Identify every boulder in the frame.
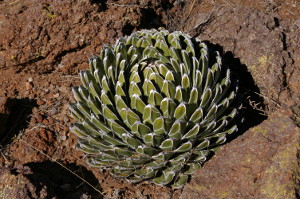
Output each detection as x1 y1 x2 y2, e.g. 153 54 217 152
181 110 300 199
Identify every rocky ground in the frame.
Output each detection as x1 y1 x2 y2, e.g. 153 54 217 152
0 0 299 198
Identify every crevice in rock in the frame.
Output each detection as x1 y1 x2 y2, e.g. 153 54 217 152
273 17 280 28
16 42 89 74
89 0 108 11
138 8 165 29
281 60 288 89
122 22 135 36
279 31 294 95
290 105 300 127
160 0 174 10
293 149 300 197
15 56 45 73
189 5 220 37
52 43 89 66
281 32 287 50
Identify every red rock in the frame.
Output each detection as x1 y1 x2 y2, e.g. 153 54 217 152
42 119 49 125
36 98 45 106
47 118 54 125
36 114 43 123
45 99 52 105
47 130 54 142
40 128 47 141
181 110 300 199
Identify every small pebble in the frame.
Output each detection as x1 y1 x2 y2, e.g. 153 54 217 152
59 86 68 93
42 119 49 125
36 114 43 123
60 135 67 141
63 116 69 123
25 82 33 90
47 130 53 142
28 94 35 99
44 89 50 94
37 99 45 106
40 129 47 140
53 93 60 98
55 125 61 132
48 108 58 115
63 126 69 132
46 99 52 105
48 118 54 125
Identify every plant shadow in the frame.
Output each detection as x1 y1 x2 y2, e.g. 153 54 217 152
12 161 102 199
0 97 37 146
205 41 268 142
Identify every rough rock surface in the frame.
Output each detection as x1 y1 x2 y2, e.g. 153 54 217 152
181 109 300 198
0 0 167 74
182 1 300 111
0 0 299 198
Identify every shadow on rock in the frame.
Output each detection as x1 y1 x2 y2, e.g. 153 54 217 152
0 97 37 146
12 161 102 199
205 42 268 141
89 0 108 11
138 8 165 30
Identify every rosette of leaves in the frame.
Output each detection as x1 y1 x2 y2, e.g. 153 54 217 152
70 29 239 188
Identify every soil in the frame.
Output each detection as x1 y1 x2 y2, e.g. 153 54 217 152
0 0 299 198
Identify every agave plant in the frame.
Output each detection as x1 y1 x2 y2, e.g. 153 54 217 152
70 29 239 188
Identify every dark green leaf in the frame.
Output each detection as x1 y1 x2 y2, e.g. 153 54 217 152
182 124 199 139
168 121 182 139
153 117 165 135
174 141 192 152
189 107 203 123
174 103 186 120
159 139 174 151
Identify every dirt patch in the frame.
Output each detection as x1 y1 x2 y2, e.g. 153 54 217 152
0 0 299 198
0 0 168 74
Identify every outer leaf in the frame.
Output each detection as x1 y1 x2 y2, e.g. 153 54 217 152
200 88 212 108
189 107 203 123
182 124 200 140
172 174 188 189
174 141 193 152
160 98 176 118
159 139 174 151
174 103 186 120
181 74 190 89
168 121 182 139
153 117 165 135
